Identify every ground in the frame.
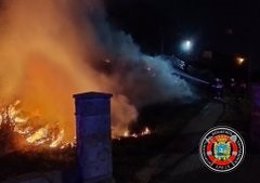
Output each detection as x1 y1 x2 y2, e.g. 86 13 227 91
113 96 254 183
0 96 254 183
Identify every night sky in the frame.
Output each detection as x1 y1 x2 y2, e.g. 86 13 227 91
105 0 259 74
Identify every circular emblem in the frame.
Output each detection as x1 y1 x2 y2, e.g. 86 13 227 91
199 126 245 172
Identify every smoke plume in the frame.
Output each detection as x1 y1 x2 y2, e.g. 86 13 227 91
0 0 194 139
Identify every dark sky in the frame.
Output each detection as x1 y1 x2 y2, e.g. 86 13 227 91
105 0 259 72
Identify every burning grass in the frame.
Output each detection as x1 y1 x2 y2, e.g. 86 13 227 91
0 100 152 156
0 100 76 155
121 127 151 139
0 100 152 181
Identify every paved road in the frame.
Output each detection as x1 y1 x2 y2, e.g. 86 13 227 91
135 101 225 183
136 99 258 183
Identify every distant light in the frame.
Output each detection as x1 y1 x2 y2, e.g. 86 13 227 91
181 40 193 52
146 67 152 72
104 59 111 63
236 57 245 65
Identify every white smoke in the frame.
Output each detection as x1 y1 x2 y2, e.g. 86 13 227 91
90 11 195 107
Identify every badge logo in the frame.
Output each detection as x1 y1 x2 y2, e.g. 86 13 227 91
199 126 245 172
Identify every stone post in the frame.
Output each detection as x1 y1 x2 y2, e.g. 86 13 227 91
73 92 113 183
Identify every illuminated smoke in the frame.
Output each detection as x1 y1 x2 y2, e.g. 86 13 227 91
91 5 194 107
0 0 194 140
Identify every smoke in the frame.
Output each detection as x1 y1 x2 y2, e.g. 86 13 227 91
83 1 195 135
0 0 194 139
91 7 194 106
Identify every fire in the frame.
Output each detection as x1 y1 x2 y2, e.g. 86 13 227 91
141 127 151 136
0 0 193 150
0 99 151 154
0 0 138 143
0 100 70 151
120 127 152 139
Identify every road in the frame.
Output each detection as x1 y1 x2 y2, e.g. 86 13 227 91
135 99 258 183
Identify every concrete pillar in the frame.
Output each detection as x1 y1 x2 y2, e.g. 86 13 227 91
73 92 113 183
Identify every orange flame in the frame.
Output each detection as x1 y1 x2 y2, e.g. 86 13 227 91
0 100 70 151
119 127 152 140
0 0 138 144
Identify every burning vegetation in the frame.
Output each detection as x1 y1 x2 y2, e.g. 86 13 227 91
122 127 151 139
0 99 151 154
0 0 193 154
0 100 76 154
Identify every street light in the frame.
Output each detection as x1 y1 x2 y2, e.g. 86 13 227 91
181 40 193 52
179 39 194 64
236 56 245 66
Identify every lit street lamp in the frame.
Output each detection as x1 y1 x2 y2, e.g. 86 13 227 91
181 40 193 52
179 39 194 65
236 56 246 66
